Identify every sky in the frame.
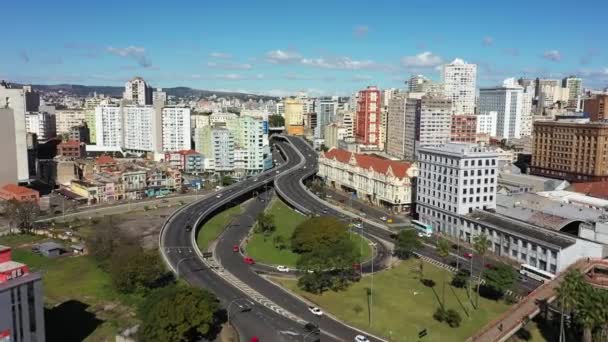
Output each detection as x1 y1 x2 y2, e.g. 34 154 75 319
2 0 608 96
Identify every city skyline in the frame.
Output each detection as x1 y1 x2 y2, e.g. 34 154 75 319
3 0 608 96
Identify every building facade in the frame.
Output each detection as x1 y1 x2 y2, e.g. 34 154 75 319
530 120 608 182
161 107 191 152
0 245 46 342
57 141 85 158
122 105 157 152
355 86 381 147
124 77 152 105
441 59 477 115
0 184 39 203
478 78 524 140
284 97 303 135
475 111 498 138
56 109 85 134
25 112 56 141
450 115 477 143
584 94 608 121
319 148 417 212
94 105 122 148
212 128 235 172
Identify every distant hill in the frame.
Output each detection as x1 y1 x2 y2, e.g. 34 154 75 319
28 83 278 101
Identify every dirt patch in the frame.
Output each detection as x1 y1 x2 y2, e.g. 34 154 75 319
113 205 183 249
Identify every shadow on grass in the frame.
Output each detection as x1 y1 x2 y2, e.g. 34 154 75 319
448 285 469 317
420 279 444 309
478 284 504 301
45 300 103 342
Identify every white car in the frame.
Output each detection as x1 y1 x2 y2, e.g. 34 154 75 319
216 194 222 198
308 306 323 316
354 223 363 229
380 216 387 221
355 335 370 342
276 265 290 272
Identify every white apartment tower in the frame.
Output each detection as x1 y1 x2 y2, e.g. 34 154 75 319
25 111 56 141
95 105 123 148
475 111 498 137
478 78 524 140
122 105 158 152
153 88 167 106
441 59 477 115
123 77 152 105
162 107 191 152
212 127 235 172
416 143 499 236
56 109 86 134
405 95 452 160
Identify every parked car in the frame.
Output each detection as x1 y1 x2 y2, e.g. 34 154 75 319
463 252 474 259
186 225 192 232
216 194 222 198
308 306 323 316
276 265 290 272
233 245 239 252
243 257 255 265
380 216 387 221
304 322 319 332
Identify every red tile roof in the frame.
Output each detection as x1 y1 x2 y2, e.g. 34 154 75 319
322 148 412 179
1 184 38 196
570 181 608 200
96 155 116 165
178 149 200 156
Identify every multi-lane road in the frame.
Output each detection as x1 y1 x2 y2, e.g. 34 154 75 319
160 135 541 342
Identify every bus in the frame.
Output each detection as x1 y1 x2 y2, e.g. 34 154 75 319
519 264 555 283
412 220 433 238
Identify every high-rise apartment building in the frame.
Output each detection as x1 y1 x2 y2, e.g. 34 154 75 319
407 75 430 92
227 116 271 174
583 94 608 121
478 78 524 140
531 119 608 182
122 105 158 152
94 105 122 148
411 95 453 158
451 115 477 143
123 77 152 105
519 85 534 137
355 86 381 147
212 127 235 172
535 79 567 113
152 88 167 106
0 245 46 342
386 92 424 159
0 83 36 183
25 111 56 141
562 76 582 110
56 109 85 134
441 59 477 115
316 97 338 138
475 111 498 137
284 97 304 135
161 107 191 152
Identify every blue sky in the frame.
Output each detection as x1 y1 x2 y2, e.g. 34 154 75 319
2 0 608 96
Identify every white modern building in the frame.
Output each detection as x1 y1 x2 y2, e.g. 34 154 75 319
124 77 152 105
478 78 524 140
519 86 534 137
152 88 167 106
441 59 477 115
25 111 56 141
212 127 235 172
122 105 158 152
162 107 191 152
475 111 498 137
94 105 123 148
319 148 417 212
316 97 338 138
226 116 271 174
56 109 86 134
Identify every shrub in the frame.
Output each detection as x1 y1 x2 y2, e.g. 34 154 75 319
451 269 470 288
445 309 462 328
433 307 446 322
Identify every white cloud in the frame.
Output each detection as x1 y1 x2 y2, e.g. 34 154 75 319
401 52 443 68
300 56 388 70
213 73 264 80
354 25 369 38
209 52 232 59
542 50 561 62
265 49 302 64
482 36 494 46
106 46 152 67
206 62 253 70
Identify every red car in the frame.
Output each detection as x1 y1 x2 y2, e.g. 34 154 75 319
233 245 239 252
463 252 474 259
352 263 361 270
243 257 255 265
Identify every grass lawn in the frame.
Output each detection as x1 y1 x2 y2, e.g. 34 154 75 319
0 234 140 341
273 258 511 342
196 204 244 251
246 199 372 267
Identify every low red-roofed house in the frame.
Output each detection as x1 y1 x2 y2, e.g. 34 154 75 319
94 155 117 172
570 181 608 200
57 140 86 158
0 184 39 204
318 148 418 212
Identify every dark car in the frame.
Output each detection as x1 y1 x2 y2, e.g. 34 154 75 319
304 322 320 333
185 224 192 232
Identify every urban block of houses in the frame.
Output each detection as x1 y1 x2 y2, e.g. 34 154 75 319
0 184 40 204
318 148 417 212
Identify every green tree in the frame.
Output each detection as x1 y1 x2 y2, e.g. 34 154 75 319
483 264 517 298
291 217 349 253
556 270 586 342
393 229 422 259
268 114 285 127
451 269 470 289
87 223 135 269
272 235 287 250
108 246 167 294
472 233 491 308
437 239 450 308
445 309 462 328
138 285 220 342
255 212 275 234
2 199 39 233
221 176 235 186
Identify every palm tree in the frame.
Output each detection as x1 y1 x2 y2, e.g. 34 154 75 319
577 287 601 342
472 233 491 309
555 270 585 342
437 238 450 309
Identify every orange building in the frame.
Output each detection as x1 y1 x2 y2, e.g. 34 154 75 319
287 125 304 136
450 115 477 143
0 184 39 203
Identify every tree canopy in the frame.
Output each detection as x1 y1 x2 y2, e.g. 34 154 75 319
483 264 517 297
291 217 349 253
108 245 167 294
393 229 422 259
2 199 39 233
138 285 220 342
268 115 285 127
255 212 275 235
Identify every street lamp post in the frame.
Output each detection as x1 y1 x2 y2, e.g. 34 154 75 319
370 243 375 328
